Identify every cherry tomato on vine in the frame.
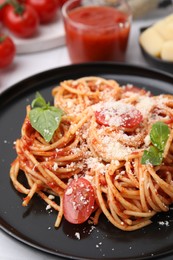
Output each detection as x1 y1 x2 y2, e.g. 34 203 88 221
25 0 60 24
59 0 68 7
0 34 16 68
63 178 95 224
0 8 2 21
0 0 8 21
3 3 39 38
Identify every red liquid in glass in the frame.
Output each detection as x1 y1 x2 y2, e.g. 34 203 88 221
64 6 131 63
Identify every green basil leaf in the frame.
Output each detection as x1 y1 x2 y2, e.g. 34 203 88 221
29 107 63 142
150 121 170 151
31 92 47 108
29 92 63 142
141 146 163 166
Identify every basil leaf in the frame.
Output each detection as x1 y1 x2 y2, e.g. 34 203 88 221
150 121 170 151
141 146 163 166
31 92 47 108
29 92 63 142
141 122 170 166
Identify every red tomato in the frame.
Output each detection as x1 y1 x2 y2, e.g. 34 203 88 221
63 177 95 224
95 108 143 129
0 0 8 21
26 0 59 24
95 110 109 127
0 34 16 68
59 0 68 7
121 109 143 128
3 4 39 38
123 85 150 96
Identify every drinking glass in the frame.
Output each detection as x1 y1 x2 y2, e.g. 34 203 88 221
62 0 132 63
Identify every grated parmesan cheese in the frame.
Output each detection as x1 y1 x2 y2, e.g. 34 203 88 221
144 135 151 147
48 195 55 200
65 187 73 195
46 205 51 210
52 163 58 171
158 220 170 226
75 232 81 240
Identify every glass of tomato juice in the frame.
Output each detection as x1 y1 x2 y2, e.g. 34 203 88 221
62 0 132 63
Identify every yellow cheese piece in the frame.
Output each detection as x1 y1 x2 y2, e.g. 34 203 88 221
139 27 164 57
162 14 173 24
161 41 173 61
153 14 173 30
154 19 173 41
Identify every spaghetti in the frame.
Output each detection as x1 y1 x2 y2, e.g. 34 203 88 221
10 76 173 231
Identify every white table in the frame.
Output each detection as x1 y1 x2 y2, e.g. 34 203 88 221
1 6 173 260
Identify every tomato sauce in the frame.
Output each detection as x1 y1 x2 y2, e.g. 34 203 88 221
64 6 131 63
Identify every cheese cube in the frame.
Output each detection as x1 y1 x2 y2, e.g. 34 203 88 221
139 27 164 57
161 40 173 61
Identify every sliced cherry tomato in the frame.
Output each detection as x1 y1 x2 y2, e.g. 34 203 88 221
95 110 110 127
63 177 95 224
122 85 152 96
26 0 59 24
0 34 16 68
3 3 39 38
121 109 143 128
124 85 145 94
95 107 143 129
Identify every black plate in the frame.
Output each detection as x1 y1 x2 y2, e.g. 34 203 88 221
139 27 173 74
1 63 173 260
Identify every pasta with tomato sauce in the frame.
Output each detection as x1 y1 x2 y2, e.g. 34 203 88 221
10 76 173 231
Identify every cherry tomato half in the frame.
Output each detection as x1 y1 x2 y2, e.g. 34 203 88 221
3 4 39 38
121 109 143 128
95 110 110 127
122 85 152 96
63 177 95 224
26 0 59 24
95 107 143 129
0 34 16 68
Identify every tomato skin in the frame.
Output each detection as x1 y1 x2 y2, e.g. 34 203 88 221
0 34 16 68
26 0 59 24
3 4 39 38
95 110 109 127
122 85 152 96
95 108 143 129
0 0 8 22
121 109 143 128
59 0 68 7
63 177 95 224
123 85 146 94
